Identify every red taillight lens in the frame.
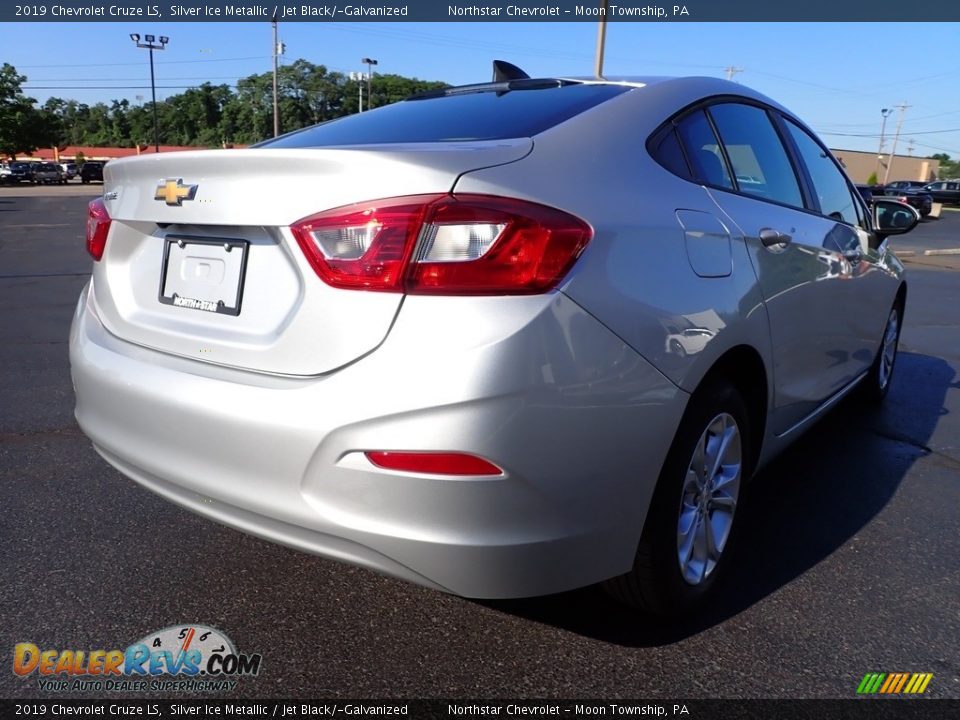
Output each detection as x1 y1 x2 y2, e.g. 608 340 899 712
86 197 111 261
365 451 503 476
290 194 592 295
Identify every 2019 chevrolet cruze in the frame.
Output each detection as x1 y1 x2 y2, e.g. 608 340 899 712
70 68 918 614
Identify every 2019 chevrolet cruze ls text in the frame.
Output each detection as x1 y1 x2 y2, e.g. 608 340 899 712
70 70 918 614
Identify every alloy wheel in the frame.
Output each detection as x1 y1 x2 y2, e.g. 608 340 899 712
677 412 742 586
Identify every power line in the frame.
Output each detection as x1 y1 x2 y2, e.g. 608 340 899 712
16 55 271 69
817 126 960 138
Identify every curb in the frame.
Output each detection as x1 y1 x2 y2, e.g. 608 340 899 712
923 248 960 256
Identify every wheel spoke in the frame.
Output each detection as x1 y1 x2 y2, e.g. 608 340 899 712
709 493 736 512
703 510 719 562
691 435 707 489
693 515 708 582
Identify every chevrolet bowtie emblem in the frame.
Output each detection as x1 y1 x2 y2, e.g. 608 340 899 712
154 178 198 206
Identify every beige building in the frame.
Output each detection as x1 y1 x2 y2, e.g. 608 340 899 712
830 148 940 185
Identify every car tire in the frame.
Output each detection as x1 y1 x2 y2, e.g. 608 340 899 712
860 298 903 403
603 379 751 615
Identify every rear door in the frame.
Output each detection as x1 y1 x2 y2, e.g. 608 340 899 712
692 102 868 434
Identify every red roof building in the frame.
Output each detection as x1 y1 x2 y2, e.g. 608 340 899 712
10 144 245 163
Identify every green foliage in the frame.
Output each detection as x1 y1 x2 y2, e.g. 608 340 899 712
866 172 878 186
930 153 958 179
0 63 62 158
1 61 450 154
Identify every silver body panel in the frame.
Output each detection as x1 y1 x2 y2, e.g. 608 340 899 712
70 76 905 597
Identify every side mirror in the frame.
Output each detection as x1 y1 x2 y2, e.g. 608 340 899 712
873 199 919 238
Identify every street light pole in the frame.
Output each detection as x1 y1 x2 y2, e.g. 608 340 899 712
361 58 378 110
875 107 892 182
130 33 169 153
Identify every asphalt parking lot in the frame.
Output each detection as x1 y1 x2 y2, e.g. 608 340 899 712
1 188 958 700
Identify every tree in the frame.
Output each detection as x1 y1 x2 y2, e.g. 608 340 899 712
930 153 958 179
1 60 451 153
0 63 59 158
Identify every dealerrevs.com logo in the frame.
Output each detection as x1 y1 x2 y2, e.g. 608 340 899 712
13 625 262 693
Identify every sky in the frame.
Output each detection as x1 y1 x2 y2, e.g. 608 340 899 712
3 20 960 159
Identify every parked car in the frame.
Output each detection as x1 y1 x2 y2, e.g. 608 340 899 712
886 180 928 191
79 162 104 183
60 162 78 180
922 180 960 205
855 184 875 206
4 161 35 184
32 162 66 185
70 68 918 616
877 185 933 218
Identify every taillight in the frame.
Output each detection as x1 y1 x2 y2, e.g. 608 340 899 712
365 451 503 476
290 194 591 294
86 197 111 261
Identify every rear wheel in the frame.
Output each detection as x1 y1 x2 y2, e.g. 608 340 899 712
604 380 750 615
861 300 902 402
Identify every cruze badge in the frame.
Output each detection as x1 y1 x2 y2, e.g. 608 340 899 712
155 178 198 206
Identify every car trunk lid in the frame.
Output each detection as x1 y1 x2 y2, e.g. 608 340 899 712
92 142 531 376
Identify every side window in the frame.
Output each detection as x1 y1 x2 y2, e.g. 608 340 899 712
675 110 733 189
707 103 803 209
650 127 691 180
786 120 861 227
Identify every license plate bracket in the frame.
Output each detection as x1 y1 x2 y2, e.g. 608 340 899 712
159 236 249 316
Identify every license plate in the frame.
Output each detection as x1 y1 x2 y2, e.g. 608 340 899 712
159 236 249 316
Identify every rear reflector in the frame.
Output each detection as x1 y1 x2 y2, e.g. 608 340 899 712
365 451 504 476
86 197 111 261
290 194 591 294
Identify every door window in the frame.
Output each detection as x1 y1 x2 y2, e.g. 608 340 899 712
707 103 803 209
785 120 861 228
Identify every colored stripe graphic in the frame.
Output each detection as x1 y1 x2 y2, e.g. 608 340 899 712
858 673 933 694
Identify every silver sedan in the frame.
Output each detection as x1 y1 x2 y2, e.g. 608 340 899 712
70 67 917 615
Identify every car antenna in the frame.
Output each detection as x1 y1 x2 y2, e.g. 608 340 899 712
492 60 530 82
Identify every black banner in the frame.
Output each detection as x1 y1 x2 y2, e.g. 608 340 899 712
5 0 960 23
1 699 957 719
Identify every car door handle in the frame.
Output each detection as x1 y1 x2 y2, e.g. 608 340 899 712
759 228 792 247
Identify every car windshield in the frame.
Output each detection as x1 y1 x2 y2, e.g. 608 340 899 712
260 83 631 147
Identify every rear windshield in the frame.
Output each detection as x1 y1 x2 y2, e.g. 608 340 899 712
260 83 631 148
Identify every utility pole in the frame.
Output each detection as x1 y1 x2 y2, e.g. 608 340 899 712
883 102 911 185
272 15 280 137
724 66 744 82
594 0 609 78
875 107 892 181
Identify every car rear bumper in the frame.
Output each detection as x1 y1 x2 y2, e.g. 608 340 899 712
71 281 686 598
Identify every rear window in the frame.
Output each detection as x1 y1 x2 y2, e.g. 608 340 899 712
260 83 631 148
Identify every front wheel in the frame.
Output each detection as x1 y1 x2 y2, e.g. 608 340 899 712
604 380 750 615
861 300 902 402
